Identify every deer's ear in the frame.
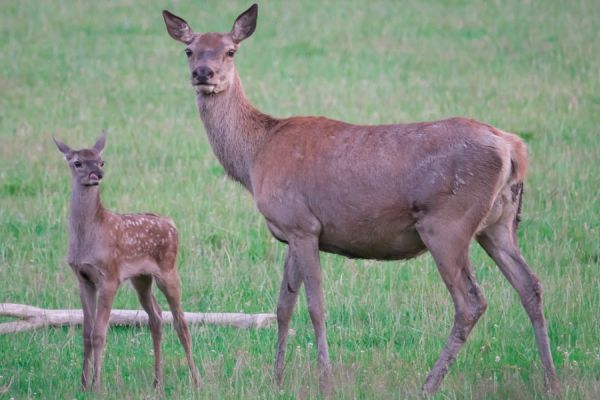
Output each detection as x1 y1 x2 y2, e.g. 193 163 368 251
53 137 73 160
93 131 106 154
163 10 195 44
231 4 258 43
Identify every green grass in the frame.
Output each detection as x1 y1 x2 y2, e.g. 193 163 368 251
1 0 599 398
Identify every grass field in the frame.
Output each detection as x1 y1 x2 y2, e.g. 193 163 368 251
1 0 599 398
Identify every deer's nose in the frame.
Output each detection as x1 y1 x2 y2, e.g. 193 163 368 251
192 66 214 83
92 170 103 180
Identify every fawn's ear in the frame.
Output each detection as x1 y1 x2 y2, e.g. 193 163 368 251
93 131 106 154
53 137 73 160
163 10 195 44
231 4 258 43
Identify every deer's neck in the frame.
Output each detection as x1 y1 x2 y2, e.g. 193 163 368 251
195 71 277 193
68 183 105 259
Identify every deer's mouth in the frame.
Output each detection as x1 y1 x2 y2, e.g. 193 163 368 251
87 172 101 185
194 83 217 95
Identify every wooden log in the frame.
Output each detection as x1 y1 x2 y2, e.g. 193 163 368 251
0 303 276 334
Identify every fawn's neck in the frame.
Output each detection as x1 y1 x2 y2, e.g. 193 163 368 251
195 71 277 193
68 182 105 256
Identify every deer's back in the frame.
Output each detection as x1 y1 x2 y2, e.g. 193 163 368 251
112 213 178 261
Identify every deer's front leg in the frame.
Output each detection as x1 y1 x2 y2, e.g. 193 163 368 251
78 279 97 390
91 280 119 390
290 235 333 396
274 249 303 386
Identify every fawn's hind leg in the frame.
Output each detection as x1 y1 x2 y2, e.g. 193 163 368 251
156 269 201 387
131 275 164 388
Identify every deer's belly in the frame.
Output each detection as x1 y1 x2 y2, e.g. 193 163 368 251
318 226 426 260
267 219 426 261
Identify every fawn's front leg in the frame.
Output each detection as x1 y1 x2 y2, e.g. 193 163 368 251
91 281 119 390
78 279 97 390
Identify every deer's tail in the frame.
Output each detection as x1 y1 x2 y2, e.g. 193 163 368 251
511 181 524 245
504 131 528 245
506 132 528 184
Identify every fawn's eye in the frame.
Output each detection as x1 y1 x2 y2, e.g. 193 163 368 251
226 49 236 57
74 161 82 168
99 161 105 167
185 48 192 57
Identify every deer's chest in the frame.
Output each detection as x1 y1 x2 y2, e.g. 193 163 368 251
66 229 111 269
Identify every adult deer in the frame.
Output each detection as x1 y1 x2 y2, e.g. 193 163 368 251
53 134 200 390
163 4 559 395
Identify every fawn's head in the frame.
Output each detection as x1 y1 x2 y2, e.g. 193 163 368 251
163 4 258 96
54 133 106 186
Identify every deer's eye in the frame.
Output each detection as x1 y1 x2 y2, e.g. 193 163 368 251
227 49 236 57
74 161 82 168
99 161 105 167
185 48 192 57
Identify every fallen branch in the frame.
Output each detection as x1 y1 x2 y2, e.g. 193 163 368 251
0 303 276 334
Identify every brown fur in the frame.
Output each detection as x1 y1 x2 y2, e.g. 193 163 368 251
54 134 200 391
163 4 559 395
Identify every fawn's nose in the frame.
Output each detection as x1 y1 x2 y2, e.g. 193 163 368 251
90 170 103 180
192 66 214 83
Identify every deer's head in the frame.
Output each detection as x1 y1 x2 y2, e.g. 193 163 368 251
163 4 258 96
54 133 106 186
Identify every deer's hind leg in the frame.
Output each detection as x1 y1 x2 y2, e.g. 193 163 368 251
476 186 560 394
155 269 201 388
416 212 488 394
131 275 164 388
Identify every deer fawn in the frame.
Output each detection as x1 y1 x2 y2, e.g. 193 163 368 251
163 4 559 395
53 133 200 390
